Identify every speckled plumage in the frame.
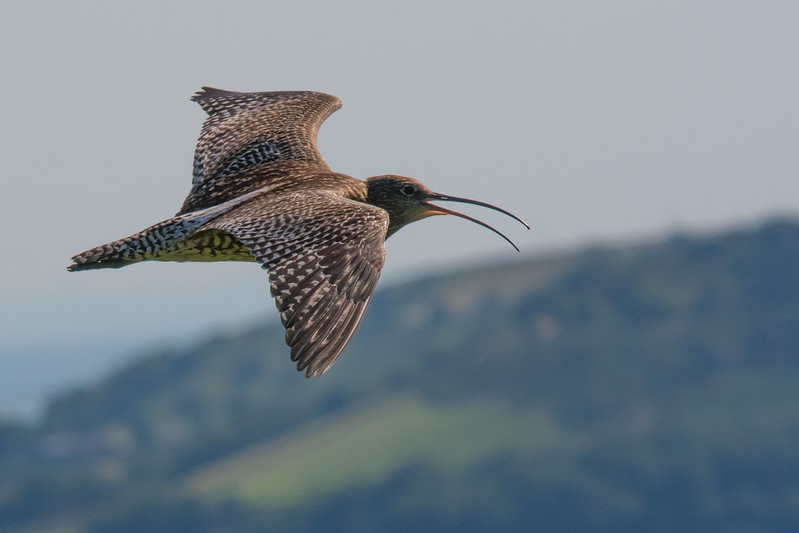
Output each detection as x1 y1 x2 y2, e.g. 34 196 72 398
183 88 344 214
70 87 527 377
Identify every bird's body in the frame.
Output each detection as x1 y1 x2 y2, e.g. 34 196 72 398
70 88 527 377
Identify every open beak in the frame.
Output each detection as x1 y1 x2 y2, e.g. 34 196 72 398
423 193 530 252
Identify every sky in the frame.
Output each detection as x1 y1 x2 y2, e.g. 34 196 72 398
1 1 798 417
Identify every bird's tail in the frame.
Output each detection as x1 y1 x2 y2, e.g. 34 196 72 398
67 195 267 272
68 240 136 271
68 187 272 272
68 232 157 271
67 217 194 272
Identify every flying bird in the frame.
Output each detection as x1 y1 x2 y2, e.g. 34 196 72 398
69 88 529 377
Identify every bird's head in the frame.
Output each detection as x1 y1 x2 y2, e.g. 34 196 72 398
365 175 529 250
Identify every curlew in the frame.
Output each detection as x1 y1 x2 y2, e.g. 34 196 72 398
69 88 529 377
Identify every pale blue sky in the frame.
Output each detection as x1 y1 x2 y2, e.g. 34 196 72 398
1 1 798 416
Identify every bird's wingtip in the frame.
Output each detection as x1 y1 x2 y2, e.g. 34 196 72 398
191 86 235 104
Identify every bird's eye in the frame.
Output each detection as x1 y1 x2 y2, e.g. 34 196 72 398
401 185 416 196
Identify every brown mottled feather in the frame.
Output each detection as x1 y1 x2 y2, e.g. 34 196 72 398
180 88 342 215
206 190 388 377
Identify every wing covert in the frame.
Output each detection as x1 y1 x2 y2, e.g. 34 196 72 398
180 88 342 215
205 190 388 377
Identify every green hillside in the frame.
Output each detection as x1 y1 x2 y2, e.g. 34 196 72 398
2 218 799 532
186 397 568 506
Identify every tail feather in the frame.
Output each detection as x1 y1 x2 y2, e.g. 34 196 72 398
68 186 272 272
67 215 202 272
68 242 137 271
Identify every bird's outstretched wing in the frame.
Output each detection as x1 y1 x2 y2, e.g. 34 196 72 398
205 190 388 377
179 88 342 215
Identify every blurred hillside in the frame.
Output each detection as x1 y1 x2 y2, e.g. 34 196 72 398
1 218 798 532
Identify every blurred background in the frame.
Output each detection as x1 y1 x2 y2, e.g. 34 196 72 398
1 1 798 531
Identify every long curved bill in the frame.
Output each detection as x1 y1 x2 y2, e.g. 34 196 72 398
423 193 530 252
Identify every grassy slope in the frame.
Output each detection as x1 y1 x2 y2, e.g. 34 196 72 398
186 395 573 507
181 367 799 515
